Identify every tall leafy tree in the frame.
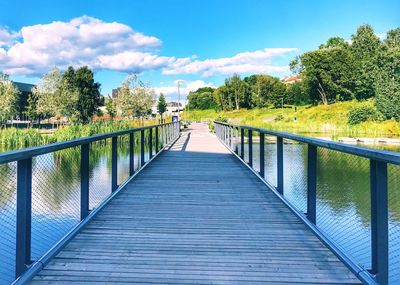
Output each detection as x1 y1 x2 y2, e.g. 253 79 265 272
0 72 19 124
68 66 101 124
34 67 69 120
187 87 217 110
116 74 155 123
375 28 400 120
290 42 355 104
350 24 381 100
157 93 167 121
225 74 245 110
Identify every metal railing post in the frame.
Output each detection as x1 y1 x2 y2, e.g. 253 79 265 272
149 128 153 159
277 137 284 195
235 127 239 154
16 158 32 278
248 130 253 167
370 159 388 285
259 132 265 178
155 126 159 153
141 129 145 166
129 132 135 176
111 136 118 192
240 128 244 159
307 144 317 224
80 144 90 220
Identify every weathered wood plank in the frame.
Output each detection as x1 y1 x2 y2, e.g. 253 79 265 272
29 123 361 284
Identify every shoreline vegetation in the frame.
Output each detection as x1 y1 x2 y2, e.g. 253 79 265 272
0 118 161 151
186 100 400 142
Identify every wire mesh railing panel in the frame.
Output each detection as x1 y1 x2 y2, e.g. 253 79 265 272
89 139 112 210
31 147 81 260
117 135 130 185
316 148 371 269
283 140 308 213
264 135 277 187
0 162 17 285
388 164 400 284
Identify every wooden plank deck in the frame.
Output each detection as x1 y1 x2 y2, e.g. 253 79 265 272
29 123 361 284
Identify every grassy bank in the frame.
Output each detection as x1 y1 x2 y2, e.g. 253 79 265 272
0 118 161 151
186 101 400 138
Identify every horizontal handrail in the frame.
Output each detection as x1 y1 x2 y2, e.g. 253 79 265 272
214 121 400 165
0 122 174 164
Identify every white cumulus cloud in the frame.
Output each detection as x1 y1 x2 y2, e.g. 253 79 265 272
0 16 298 79
162 48 298 77
0 16 165 75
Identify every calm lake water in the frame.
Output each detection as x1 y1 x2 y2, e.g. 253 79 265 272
0 137 399 284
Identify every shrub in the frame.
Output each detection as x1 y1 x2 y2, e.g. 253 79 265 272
274 114 284 121
215 115 228 123
347 104 382 125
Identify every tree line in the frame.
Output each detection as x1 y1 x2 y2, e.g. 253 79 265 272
0 67 158 126
188 24 400 122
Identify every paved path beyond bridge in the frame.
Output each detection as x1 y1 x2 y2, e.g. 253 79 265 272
30 123 361 284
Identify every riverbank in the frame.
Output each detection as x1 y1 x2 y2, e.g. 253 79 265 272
187 101 400 139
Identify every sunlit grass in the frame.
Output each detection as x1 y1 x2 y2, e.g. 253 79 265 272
185 101 400 138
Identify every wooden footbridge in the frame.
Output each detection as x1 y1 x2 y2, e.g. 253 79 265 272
4 122 399 284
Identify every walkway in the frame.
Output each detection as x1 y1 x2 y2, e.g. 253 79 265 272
30 123 361 284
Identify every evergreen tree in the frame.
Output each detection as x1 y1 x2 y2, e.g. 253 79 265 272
157 93 167 122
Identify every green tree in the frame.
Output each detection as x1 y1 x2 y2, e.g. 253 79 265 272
66 66 101 124
34 67 67 120
375 28 400 120
290 45 355 105
350 24 382 100
225 73 245 110
157 93 167 121
116 75 156 123
0 72 19 124
23 94 38 126
319 37 349 49
105 96 117 120
187 87 217 110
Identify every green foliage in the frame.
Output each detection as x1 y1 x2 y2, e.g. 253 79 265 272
23 94 38 124
157 93 167 118
105 96 117 118
291 45 355 104
375 28 400 121
34 66 101 123
0 72 19 123
348 103 382 125
70 66 102 124
116 74 155 120
188 88 217 110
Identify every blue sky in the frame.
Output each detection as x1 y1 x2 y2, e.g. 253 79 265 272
0 0 399 101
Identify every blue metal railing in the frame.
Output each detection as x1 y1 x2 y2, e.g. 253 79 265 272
0 121 180 284
214 121 400 285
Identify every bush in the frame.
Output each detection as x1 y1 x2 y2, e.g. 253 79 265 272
215 115 228 123
347 104 382 125
274 114 284 121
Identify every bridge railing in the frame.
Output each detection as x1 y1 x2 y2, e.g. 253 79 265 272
0 121 180 285
214 121 400 285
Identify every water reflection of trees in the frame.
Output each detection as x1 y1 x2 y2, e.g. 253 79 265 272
0 163 17 208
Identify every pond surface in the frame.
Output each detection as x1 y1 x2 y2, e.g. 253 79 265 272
0 137 399 284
